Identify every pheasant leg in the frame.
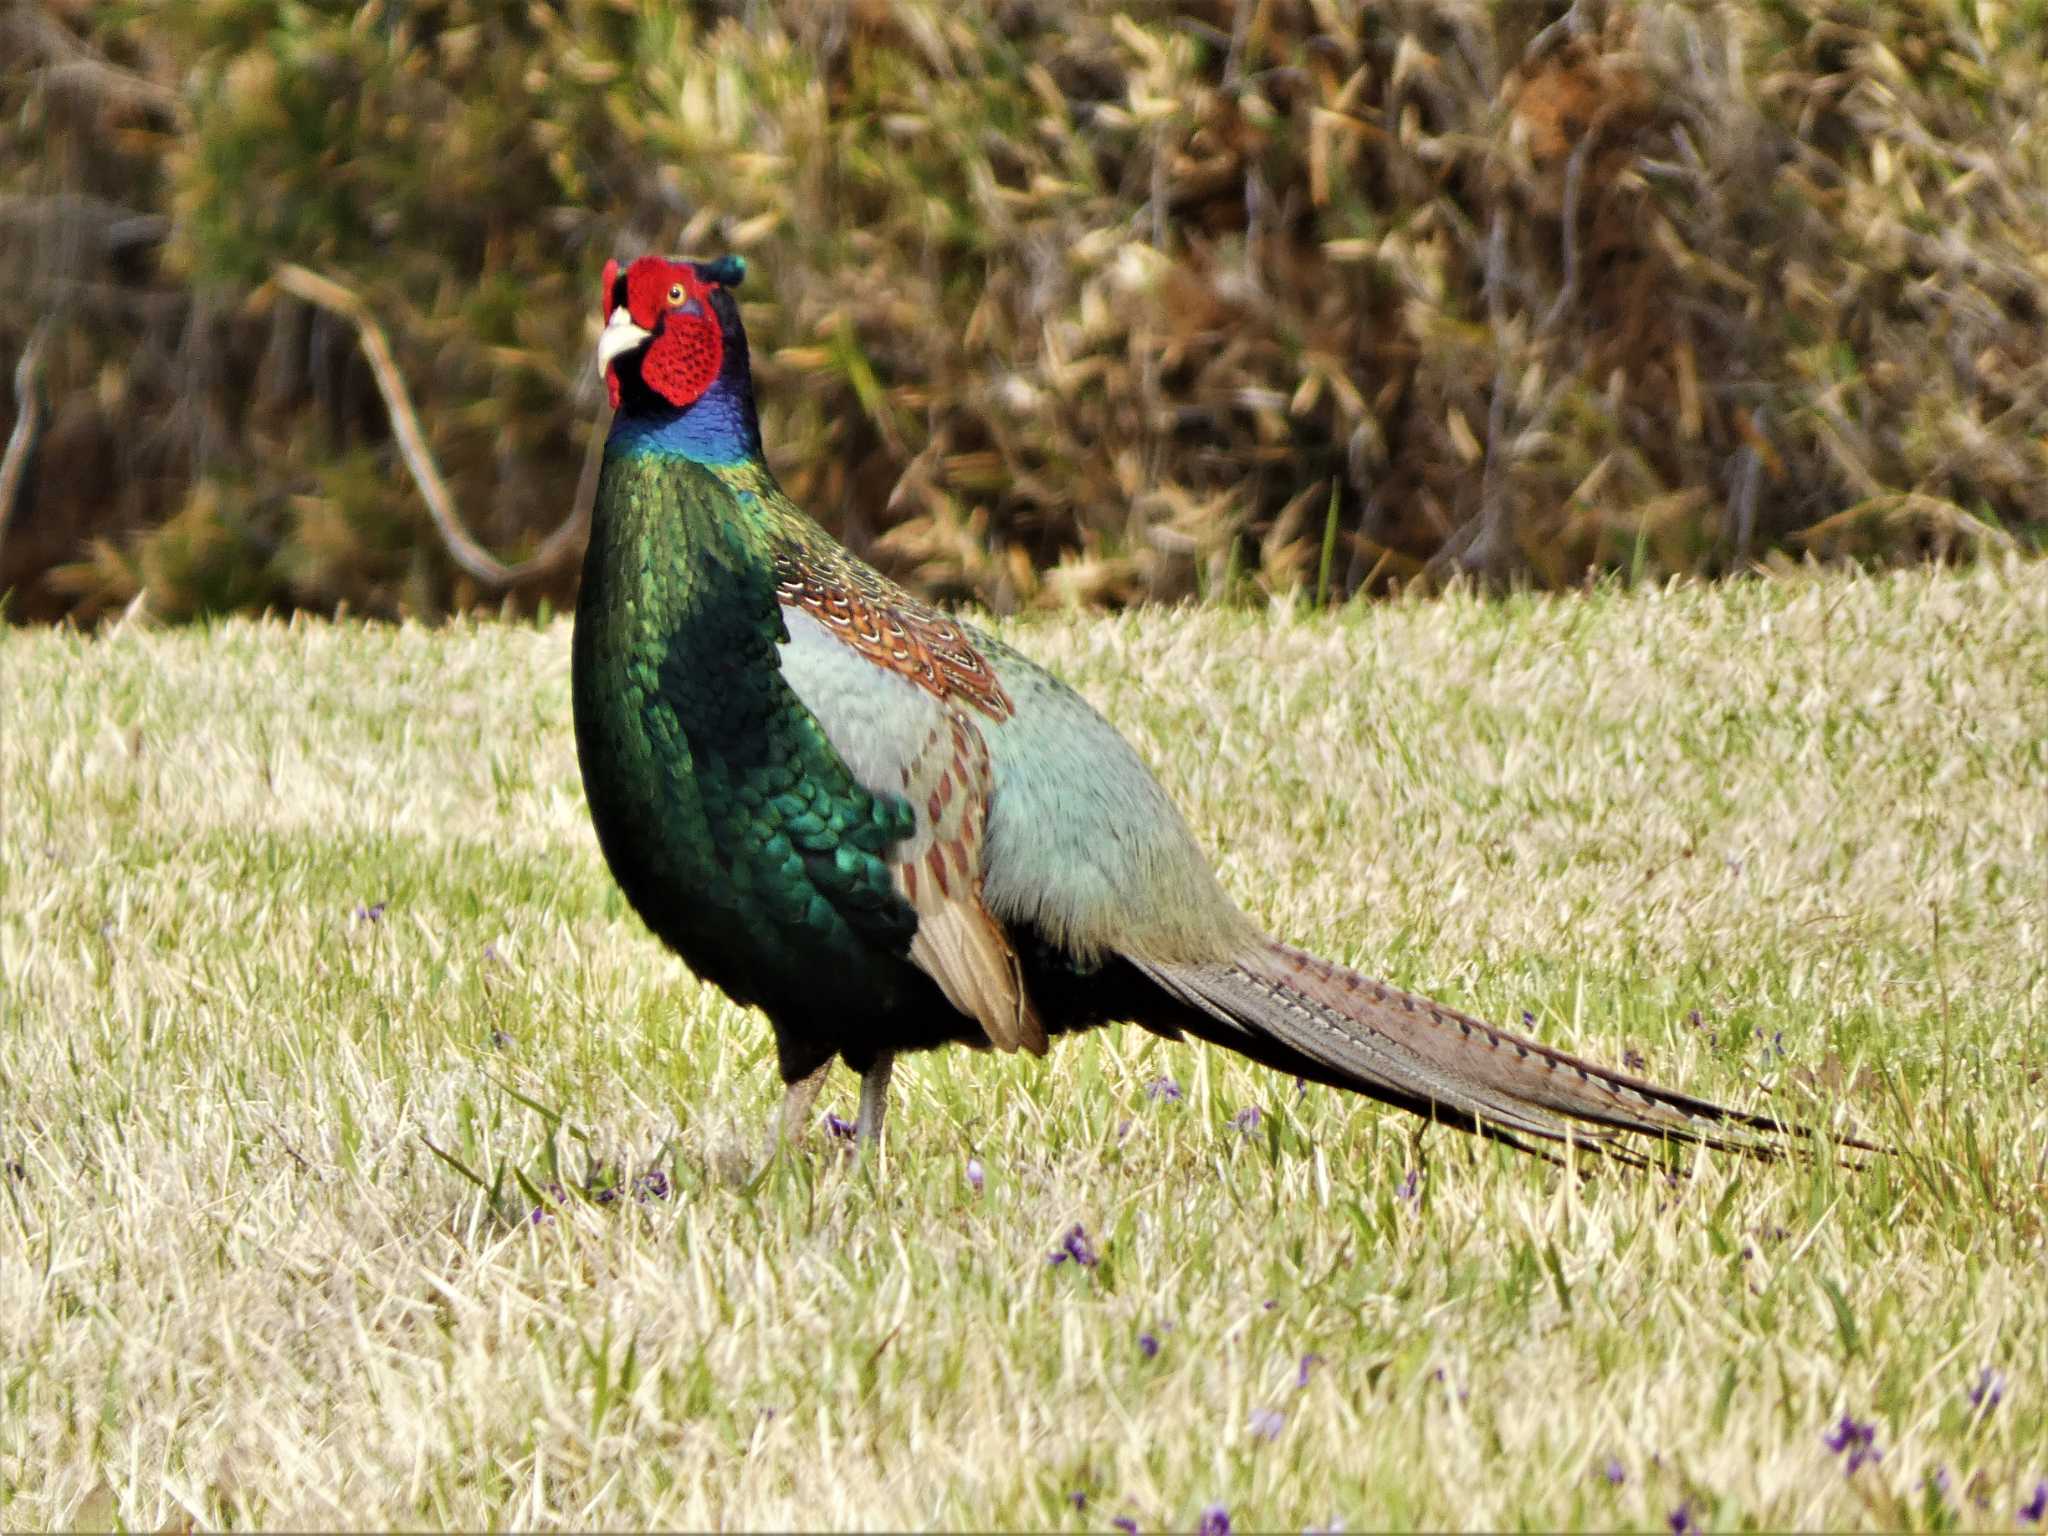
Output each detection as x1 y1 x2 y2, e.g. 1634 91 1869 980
767 1059 833 1156
855 1053 896 1147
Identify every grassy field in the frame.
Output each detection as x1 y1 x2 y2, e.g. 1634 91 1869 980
2 562 2045 1530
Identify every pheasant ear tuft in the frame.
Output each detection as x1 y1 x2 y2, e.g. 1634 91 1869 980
697 255 747 289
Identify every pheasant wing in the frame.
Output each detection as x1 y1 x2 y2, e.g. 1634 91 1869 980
772 553 1046 1055
887 709 1045 1054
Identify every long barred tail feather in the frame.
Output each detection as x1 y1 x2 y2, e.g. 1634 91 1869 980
1134 938 1880 1164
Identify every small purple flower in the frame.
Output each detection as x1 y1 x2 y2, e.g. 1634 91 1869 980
1293 1076 1307 1101
1623 1048 1648 1072
1231 1106 1262 1133
1667 1501 1698 1536
1926 1467 1950 1499
634 1168 670 1202
1138 1330 1160 1359
1602 1458 1626 1487
1111 1519 1138 1535
1968 1367 2005 1413
1068 1491 1087 1510
824 1112 856 1142
354 900 386 923
2021 1481 2048 1525
1296 1353 1323 1388
1395 1168 1421 1204
966 1157 985 1194
1145 1076 1183 1103
1822 1414 1882 1474
1262 1298 1277 1311
1197 1506 1231 1536
1248 1406 1286 1441
529 1179 566 1224
1048 1224 1098 1267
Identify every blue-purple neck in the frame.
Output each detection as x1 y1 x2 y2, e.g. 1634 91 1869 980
608 374 762 466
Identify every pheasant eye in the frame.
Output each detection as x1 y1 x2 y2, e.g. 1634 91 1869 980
666 283 687 305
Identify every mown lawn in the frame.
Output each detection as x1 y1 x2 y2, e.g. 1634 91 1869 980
2 562 2044 1530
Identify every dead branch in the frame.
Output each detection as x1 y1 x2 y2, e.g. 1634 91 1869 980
9 7 187 124
0 323 49 563
1459 209 1518 580
0 194 170 254
1524 0 1593 67
1539 100 1620 338
270 263 593 591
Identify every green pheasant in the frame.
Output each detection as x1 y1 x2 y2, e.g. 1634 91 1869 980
573 253 1834 1163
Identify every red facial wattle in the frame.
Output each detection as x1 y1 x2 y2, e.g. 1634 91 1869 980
640 314 722 409
602 257 724 411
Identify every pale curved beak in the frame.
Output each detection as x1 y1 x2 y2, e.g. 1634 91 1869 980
596 306 652 373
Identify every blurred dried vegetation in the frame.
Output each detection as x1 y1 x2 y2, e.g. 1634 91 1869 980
2 0 2044 624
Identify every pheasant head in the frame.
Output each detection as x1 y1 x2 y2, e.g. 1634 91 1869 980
597 253 758 462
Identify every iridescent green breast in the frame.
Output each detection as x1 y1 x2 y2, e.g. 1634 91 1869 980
572 452 919 1015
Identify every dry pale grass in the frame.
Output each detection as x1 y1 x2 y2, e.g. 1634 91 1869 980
1 561 2045 1529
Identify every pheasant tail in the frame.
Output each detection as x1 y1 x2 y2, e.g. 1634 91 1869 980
1137 940 1867 1162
